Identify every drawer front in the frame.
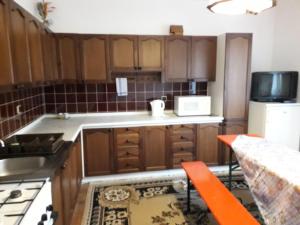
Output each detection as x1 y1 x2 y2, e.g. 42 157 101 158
116 127 140 135
170 124 195 134
170 132 194 142
117 157 140 172
173 152 194 167
117 147 139 158
172 141 194 153
116 133 140 146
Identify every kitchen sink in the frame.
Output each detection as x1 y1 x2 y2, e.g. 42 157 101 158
0 156 46 177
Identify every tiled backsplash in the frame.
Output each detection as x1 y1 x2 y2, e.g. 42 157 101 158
0 87 45 138
45 82 207 113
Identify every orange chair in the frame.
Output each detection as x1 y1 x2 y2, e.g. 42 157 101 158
181 161 260 225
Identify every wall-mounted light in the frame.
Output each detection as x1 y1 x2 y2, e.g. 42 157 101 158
207 0 276 15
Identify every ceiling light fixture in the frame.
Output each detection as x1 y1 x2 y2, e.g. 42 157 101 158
207 0 276 15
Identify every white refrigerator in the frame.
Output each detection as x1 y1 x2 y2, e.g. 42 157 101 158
248 101 300 151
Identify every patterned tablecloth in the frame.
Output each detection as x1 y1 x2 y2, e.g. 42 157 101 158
231 135 300 225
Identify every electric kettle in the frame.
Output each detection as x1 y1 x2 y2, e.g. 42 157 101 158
150 100 165 117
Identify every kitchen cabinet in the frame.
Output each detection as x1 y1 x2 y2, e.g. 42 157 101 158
164 36 190 82
27 18 44 82
196 124 220 166
168 124 196 168
52 137 82 225
110 35 137 72
138 36 164 71
114 127 142 173
80 35 109 81
83 129 113 176
9 3 31 84
42 30 59 81
57 35 80 80
190 37 217 81
0 0 13 86
143 126 167 170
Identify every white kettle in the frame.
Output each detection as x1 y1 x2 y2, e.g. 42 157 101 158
150 100 165 117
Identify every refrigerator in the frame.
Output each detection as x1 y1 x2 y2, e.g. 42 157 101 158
248 101 300 151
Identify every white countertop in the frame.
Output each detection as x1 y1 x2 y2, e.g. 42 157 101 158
16 111 223 141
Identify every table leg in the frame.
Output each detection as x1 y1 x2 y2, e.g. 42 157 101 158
228 148 233 191
187 177 191 213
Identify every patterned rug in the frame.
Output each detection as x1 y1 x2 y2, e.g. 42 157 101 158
82 179 264 225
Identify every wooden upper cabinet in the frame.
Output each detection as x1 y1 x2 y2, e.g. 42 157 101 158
9 4 31 84
27 19 44 82
197 124 220 166
81 36 109 81
110 36 137 71
224 34 252 120
190 37 217 81
57 36 79 80
164 36 190 82
138 36 164 71
42 31 58 81
143 126 167 170
83 129 113 176
0 0 13 86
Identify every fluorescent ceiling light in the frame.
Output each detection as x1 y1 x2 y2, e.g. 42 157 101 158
207 0 276 15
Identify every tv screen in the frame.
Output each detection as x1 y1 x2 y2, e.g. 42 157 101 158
250 71 298 102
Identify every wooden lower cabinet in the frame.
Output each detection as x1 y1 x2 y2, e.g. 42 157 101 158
52 137 82 225
83 129 113 176
196 124 220 166
222 121 247 164
143 126 167 170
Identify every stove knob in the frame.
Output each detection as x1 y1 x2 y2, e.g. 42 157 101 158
46 205 53 211
37 222 44 225
41 214 47 221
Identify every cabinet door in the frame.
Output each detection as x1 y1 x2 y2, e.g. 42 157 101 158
61 157 72 225
51 170 64 225
81 36 109 81
27 19 44 82
57 36 79 80
83 129 113 176
110 36 137 71
224 34 252 120
0 0 13 85
42 31 58 81
164 36 190 82
70 145 79 207
138 36 164 71
222 121 247 164
144 126 167 170
9 5 31 83
190 37 216 81
197 124 220 165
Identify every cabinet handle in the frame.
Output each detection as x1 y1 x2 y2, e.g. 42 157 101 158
126 128 129 131
125 163 130 167
61 162 68 169
180 147 184 151
180 136 184 140
126 152 129 156
138 67 142 70
180 159 184 162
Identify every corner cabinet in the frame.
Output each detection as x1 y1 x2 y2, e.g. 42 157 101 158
0 0 13 86
83 129 113 176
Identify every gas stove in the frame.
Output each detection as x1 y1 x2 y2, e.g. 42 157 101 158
0 179 54 225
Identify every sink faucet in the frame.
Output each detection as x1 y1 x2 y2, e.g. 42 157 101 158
0 139 5 148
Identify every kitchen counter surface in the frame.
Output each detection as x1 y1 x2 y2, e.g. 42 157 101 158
16 111 224 141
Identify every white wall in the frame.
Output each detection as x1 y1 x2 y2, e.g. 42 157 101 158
16 0 276 73
272 0 300 102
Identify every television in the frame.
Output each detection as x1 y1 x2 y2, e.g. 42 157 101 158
250 71 298 102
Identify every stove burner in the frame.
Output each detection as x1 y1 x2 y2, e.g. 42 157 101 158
9 190 22 199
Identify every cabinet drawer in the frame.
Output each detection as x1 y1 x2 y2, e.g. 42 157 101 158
170 124 195 133
116 127 140 135
116 133 140 146
173 152 194 167
170 133 194 142
172 141 194 153
117 157 140 172
117 147 139 158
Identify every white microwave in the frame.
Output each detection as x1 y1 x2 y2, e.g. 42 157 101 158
174 96 211 116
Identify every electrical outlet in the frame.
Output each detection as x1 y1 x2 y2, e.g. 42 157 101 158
161 96 167 101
